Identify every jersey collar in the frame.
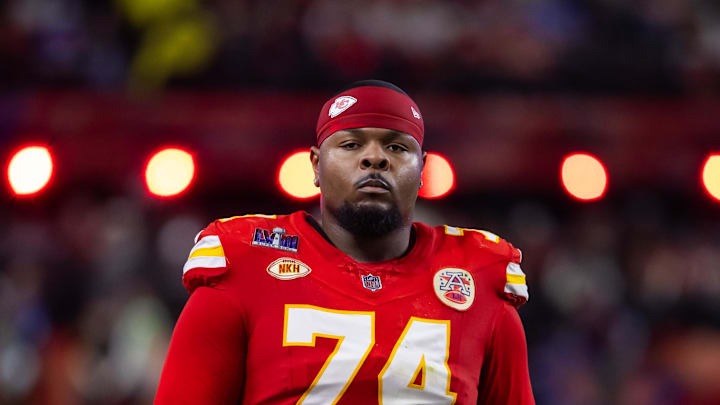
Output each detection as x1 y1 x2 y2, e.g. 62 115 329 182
290 211 434 273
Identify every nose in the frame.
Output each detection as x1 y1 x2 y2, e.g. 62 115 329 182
360 143 389 170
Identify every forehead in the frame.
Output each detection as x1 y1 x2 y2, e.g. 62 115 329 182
323 127 418 145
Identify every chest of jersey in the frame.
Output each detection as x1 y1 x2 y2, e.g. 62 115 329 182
220 230 503 405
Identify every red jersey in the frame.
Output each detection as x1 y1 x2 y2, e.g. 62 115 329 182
155 211 534 405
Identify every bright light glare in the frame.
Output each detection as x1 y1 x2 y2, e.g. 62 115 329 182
7 146 54 196
419 153 455 199
278 151 319 199
561 153 608 201
702 154 720 202
145 148 195 197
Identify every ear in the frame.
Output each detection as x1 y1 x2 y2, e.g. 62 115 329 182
419 151 427 189
310 146 321 187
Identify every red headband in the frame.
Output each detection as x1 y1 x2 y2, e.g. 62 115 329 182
316 86 424 146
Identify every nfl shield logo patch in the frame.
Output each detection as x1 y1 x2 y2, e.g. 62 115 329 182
433 268 475 311
361 274 382 291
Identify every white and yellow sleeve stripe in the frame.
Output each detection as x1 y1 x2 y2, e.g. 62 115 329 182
504 262 529 301
183 235 227 275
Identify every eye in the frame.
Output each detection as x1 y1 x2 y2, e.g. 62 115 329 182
387 144 408 152
340 142 360 150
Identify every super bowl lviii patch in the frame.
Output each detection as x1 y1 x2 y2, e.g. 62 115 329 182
252 227 298 252
433 268 475 311
266 258 311 280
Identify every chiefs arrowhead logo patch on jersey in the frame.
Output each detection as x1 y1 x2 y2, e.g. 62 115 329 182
266 258 311 280
328 96 357 118
433 268 475 311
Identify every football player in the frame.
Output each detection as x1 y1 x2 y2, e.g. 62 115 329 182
154 80 535 404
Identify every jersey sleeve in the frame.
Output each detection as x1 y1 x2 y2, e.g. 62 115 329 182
476 302 535 405
502 246 529 307
182 221 229 293
154 287 247 405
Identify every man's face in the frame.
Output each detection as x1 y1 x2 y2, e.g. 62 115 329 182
310 127 425 235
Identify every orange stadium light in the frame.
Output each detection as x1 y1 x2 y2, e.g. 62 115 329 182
702 153 720 202
145 147 195 198
278 151 320 199
561 153 608 201
419 153 455 199
7 145 54 197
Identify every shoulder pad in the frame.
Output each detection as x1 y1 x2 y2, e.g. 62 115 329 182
210 213 280 234
442 225 529 307
182 214 280 293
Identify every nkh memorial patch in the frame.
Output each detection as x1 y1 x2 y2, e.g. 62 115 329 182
266 257 311 280
252 227 299 252
361 274 382 291
433 268 475 311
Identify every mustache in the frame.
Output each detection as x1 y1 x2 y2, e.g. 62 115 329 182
354 173 391 189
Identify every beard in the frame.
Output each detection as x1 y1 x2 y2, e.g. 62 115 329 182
330 201 404 238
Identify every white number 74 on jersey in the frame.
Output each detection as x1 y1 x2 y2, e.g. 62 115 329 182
283 305 457 405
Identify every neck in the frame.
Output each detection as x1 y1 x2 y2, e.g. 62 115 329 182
319 209 413 263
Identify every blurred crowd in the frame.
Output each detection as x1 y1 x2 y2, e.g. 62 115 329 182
2 0 720 404
2 190 719 404
2 0 720 93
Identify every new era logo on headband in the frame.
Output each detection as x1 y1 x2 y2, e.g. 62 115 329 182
411 106 421 119
329 96 357 118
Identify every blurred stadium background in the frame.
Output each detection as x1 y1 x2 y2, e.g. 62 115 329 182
2 0 720 404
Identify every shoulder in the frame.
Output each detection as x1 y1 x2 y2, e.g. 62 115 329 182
430 224 529 307
195 213 284 240
436 225 522 262
182 213 292 293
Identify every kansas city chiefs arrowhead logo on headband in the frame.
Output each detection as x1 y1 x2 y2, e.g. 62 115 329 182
328 96 357 118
